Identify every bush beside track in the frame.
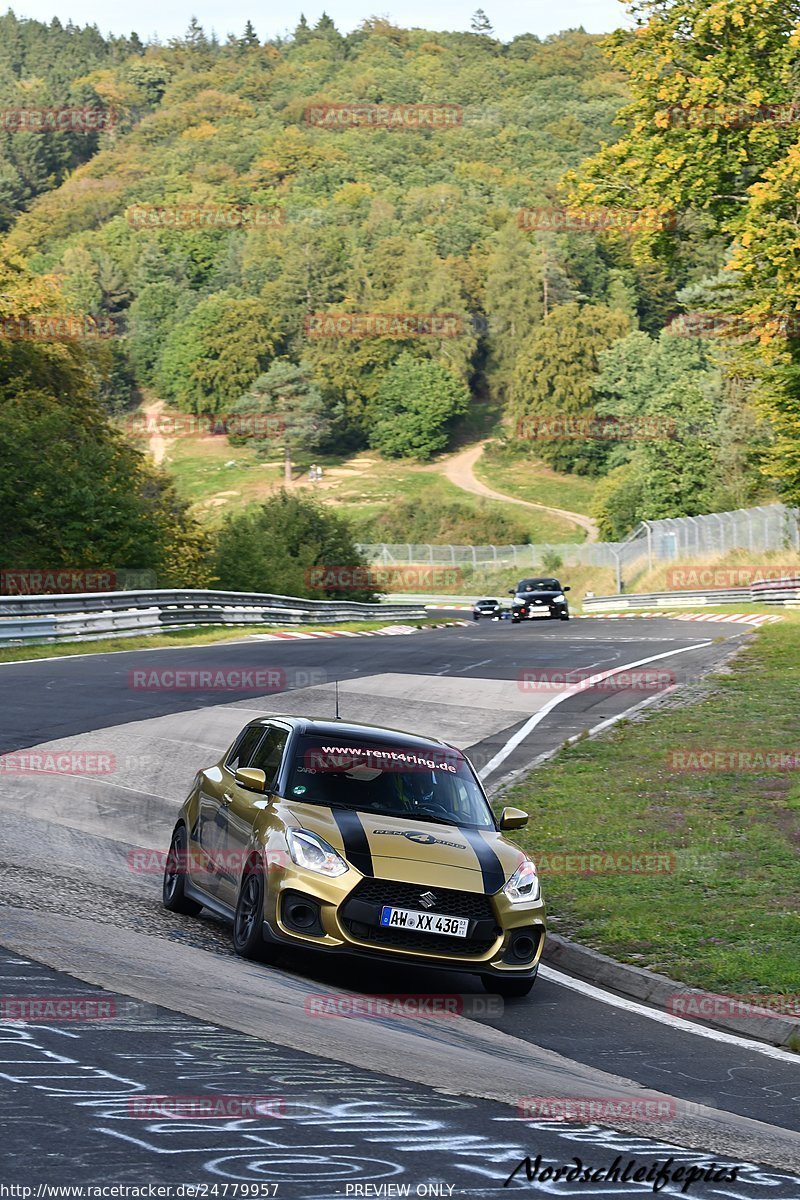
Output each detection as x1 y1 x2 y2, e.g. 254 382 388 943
502 611 800 997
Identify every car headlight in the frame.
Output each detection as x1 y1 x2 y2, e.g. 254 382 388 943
286 829 348 877
502 860 541 904
553 593 566 603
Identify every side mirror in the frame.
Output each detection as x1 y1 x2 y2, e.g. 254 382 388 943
563 585 571 592
235 767 268 793
508 588 516 595
499 806 528 831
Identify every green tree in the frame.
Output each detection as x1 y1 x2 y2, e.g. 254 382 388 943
471 9 494 35
0 347 209 582
156 295 276 412
591 328 725 530
128 281 196 383
482 222 544 402
509 302 631 472
213 490 374 600
567 0 800 236
591 463 644 541
728 148 800 504
369 353 470 460
229 360 333 483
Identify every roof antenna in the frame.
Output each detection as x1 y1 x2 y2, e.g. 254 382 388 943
334 677 341 720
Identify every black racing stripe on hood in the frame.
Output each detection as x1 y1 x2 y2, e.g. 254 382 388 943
461 828 506 893
332 808 374 877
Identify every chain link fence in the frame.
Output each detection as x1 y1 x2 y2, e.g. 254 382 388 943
358 504 800 592
355 542 619 567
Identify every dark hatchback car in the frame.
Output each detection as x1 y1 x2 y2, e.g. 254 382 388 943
472 597 503 621
510 577 570 622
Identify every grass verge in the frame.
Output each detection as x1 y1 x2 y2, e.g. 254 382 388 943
502 611 800 995
475 450 598 517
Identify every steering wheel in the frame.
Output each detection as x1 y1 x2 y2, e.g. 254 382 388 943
415 800 452 821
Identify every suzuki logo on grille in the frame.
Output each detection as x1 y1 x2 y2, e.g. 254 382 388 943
419 891 437 909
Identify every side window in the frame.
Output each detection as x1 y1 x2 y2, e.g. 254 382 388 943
226 726 266 772
249 726 289 789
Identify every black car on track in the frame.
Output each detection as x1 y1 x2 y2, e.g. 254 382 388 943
472 598 504 621
509 577 570 623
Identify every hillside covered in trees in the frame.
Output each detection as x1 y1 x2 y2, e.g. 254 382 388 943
2 1 799 584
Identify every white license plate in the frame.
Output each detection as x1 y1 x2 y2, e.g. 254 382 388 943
379 906 469 937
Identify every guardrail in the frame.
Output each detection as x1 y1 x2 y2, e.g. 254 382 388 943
0 589 428 647
582 578 800 611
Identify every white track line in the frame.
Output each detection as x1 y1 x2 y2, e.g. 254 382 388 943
539 964 799 1064
478 641 713 780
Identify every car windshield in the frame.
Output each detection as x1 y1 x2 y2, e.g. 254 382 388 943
518 578 560 592
286 735 495 829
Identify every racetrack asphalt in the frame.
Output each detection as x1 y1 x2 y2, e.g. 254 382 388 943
1 616 798 1190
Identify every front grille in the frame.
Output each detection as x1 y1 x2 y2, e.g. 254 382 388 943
341 878 500 957
348 878 493 918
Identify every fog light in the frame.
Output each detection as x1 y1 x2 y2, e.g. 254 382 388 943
512 935 535 960
282 892 324 936
503 928 540 964
289 903 315 927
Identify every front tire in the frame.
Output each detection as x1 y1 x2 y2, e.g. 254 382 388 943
233 867 276 961
162 825 203 915
484 975 535 998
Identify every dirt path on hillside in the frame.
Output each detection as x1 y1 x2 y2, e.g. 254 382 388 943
141 397 168 465
440 442 598 542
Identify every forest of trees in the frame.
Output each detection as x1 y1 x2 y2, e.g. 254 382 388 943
1 1 799 584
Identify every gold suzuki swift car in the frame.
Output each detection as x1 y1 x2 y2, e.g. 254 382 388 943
162 717 545 997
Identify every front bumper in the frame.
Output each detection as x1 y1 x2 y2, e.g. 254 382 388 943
514 600 569 619
262 863 546 978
